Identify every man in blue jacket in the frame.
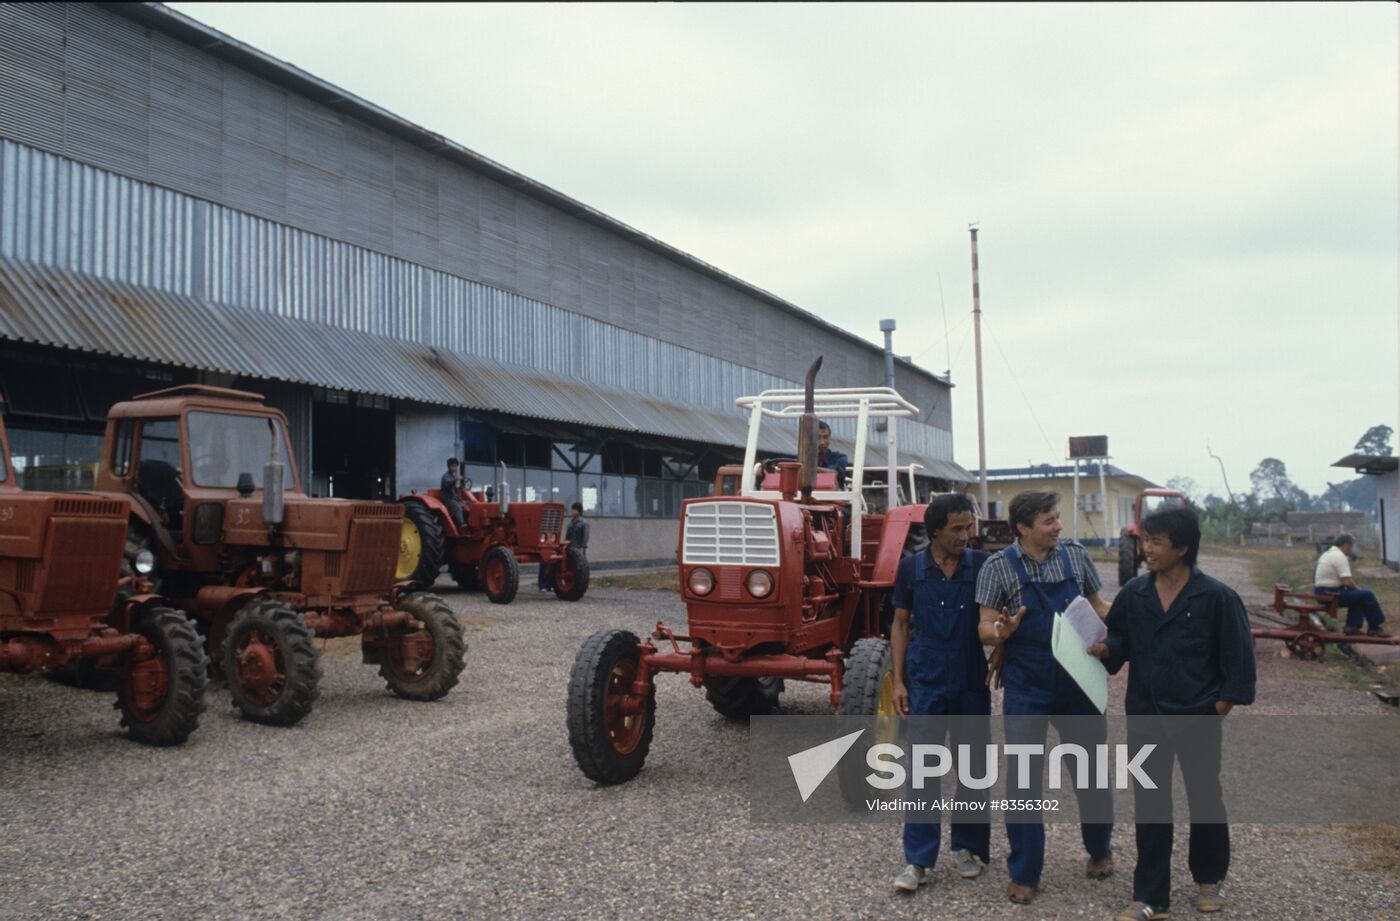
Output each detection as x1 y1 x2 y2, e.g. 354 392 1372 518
889 492 991 892
1091 506 1256 921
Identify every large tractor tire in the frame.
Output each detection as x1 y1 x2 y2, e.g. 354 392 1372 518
1118 535 1138 587
840 637 896 717
704 676 783 720
397 500 446 592
117 605 209 746
223 599 322 726
379 592 468 701
566 628 655 785
481 545 520 605
551 546 590 602
838 637 899 804
449 563 479 592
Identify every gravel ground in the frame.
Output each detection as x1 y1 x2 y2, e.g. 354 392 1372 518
1 553 1397 921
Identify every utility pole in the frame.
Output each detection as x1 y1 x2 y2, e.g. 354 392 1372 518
880 318 897 511
970 224 988 513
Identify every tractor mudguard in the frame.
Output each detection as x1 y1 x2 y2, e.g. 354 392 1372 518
402 491 460 539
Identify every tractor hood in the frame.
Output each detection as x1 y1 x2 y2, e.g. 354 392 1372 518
223 495 403 551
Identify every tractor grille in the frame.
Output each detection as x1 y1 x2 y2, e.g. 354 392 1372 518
352 503 402 518
38 517 126 611
52 497 127 517
339 517 400 594
541 507 563 541
15 560 36 593
682 501 780 567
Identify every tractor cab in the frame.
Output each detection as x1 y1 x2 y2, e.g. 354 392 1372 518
95 385 401 596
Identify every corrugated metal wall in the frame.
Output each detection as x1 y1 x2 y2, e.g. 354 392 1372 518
0 138 954 460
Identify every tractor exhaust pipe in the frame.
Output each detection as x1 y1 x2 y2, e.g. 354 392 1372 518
797 356 822 500
497 461 510 516
263 418 285 528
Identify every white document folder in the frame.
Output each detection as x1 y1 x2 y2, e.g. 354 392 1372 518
1052 610 1109 714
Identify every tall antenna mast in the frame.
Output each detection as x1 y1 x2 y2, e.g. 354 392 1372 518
970 224 988 513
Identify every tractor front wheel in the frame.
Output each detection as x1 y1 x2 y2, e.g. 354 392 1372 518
840 638 896 717
704 676 783 720
379 593 469 701
566 628 655 784
838 637 898 803
1118 535 1139 587
117 605 209 746
552 546 590 602
481 545 520 605
397 500 446 591
223 599 322 726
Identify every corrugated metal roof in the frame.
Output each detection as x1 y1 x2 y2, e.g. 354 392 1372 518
984 463 1151 485
0 256 757 449
100 3 955 392
1333 453 1399 474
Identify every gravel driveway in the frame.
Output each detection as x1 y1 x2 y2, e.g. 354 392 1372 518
1 553 1396 920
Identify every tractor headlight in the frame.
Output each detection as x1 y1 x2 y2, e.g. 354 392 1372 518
688 567 714 596
134 549 156 575
745 569 773 599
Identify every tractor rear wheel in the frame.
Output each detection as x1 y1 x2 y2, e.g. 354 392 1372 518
397 500 446 591
117 605 209 746
704 676 783 720
481 545 520 605
379 593 468 701
223 599 321 726
1118 535 1138 586
566 628 654 784
552 546 590 602
449 563 479 591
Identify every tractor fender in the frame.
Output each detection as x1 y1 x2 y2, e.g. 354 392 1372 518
111 591 167 633
193 585 267 624
401 492 458 537
867 505 923 585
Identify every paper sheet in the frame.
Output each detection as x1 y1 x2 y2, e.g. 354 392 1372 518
1052 612 1109 714
1062 595 1107 646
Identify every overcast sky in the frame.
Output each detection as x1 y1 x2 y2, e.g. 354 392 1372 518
169 2 1397 497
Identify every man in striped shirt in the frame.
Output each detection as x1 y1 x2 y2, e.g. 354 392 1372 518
974 489 1114 906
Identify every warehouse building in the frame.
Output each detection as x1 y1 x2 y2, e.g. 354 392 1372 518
0 2 969 562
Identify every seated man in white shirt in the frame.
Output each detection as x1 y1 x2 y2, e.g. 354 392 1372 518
1314 534 1388 637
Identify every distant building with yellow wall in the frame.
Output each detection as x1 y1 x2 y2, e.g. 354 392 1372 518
981 464 1159 547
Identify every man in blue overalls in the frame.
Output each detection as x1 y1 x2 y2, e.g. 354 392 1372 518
890 493 992 892
976 489 1114 906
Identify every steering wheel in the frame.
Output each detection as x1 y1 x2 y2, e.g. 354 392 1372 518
761 457 800 474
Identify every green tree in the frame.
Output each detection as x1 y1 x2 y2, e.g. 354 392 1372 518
1355 424 1394 456
1249 457 1309 517
1166 475 1200 504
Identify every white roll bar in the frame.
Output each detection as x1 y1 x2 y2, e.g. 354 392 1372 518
735 386 920 556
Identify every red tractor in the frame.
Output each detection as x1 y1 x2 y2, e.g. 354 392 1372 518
0 408 208 744
1118 487 1188 585
566 360 926 784
396 469 588 604
94 386 467 726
